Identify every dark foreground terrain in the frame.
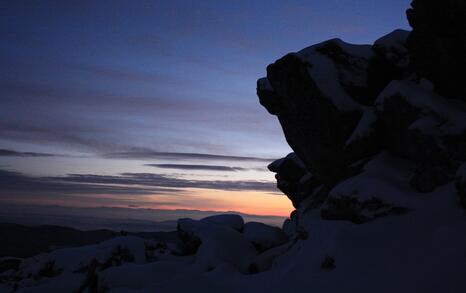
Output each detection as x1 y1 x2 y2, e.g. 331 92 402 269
0 223 177 258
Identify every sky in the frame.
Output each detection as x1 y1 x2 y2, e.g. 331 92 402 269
0 0 411 220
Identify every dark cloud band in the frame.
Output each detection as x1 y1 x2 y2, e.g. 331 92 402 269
0 169 277 198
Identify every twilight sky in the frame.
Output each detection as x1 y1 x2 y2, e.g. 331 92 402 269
0 0 410 218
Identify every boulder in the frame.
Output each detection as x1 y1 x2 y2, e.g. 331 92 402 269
177 216 258 273
268 153 320 207
195 225 258 273
199 214 244 232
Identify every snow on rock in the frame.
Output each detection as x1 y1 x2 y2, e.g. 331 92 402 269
374 79 466 192
260 36 385 186
248 241 295 273
1 236 151 292
295 39 371 112
374 29 409 51
268 153 318 208
329 153 413 205
322 153 414 223
375 80 466 135
373 29 410 68
177 217 257 273
271 181 466 293
199 214 244 231
20 236 146 277
243 222 288 252
345 107 377 145
194 225 257 274
177 215 248 255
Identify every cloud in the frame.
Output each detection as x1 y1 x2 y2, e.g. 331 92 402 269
0 168 277 199
0 169 182 196
105 150 274 162
145 164 246 172
53 172 276 192
0 121 127 153
0 149 57 157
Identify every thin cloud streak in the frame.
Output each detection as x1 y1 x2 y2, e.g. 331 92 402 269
54 172 277 192
0 169 181 196
105 150 275 162
0 149 57 157
145 164 247 172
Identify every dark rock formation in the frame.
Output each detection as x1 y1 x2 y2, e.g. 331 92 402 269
456 166 466 208
258 1 466 219
258 39 380 187
268 153 320 208
367 30 409 100
406 0 466 100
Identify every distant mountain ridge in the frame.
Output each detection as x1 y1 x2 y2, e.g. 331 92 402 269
0 204 286 232
0 223 117 258
0 223 178 258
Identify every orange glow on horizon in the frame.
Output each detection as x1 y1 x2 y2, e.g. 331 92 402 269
144 188 293 217
0 188 293 218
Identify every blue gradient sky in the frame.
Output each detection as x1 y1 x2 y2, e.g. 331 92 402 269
0 0 410 217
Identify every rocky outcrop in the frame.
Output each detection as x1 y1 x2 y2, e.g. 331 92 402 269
258 39 379 187
406 0 466 100
375 80 465 192
258 1 466 217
